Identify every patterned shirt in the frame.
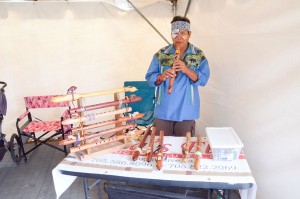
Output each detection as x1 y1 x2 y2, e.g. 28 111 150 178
145 43 210 121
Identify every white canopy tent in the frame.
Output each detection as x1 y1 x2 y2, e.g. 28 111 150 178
1 0 300 198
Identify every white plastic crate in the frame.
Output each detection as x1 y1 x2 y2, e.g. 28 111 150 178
206 127 244 161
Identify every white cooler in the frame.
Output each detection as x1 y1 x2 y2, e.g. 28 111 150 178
206 127 244 161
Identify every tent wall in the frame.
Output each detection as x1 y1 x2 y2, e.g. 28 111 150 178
1 1 300 198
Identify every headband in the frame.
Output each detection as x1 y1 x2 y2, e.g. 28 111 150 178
171 21 190 39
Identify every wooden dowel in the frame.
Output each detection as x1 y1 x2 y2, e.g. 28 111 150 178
52 86 138 103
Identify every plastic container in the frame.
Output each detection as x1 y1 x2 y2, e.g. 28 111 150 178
206 127 244 161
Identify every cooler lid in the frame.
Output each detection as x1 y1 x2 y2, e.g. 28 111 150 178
206 127 244 148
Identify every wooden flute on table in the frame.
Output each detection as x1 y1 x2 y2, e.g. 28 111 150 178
71 113 144 132
52 86 137 103
62 107 132 125
146 127 156 162
132 126 151 161
194 135 202 170
168 45 180 94
59 123 137 145
182 132 191 163
156 130 164 170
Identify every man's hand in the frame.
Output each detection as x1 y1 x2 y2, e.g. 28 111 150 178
161 69 176 81
173 60 199 83
173 60 188 73
155 69 176 85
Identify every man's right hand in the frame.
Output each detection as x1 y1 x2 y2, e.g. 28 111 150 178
161 69 176 81
155 69 176 85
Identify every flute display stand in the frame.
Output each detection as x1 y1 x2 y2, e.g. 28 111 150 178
56 87 143 161
76 96 132 161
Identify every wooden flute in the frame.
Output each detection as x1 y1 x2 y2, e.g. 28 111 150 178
70 113 144 132
69 96 142 114
62 107 132 125
156 130 164 170
168 45 180 94
59 123 137 145
70 130 143 153
194 135 202 170
146 127 156 162
132 126 151 161
182 132 191 163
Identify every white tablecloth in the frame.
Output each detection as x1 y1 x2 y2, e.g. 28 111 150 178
52 136 257 199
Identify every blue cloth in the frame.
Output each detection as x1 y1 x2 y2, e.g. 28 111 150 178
123 81 155 126
145 43 210 121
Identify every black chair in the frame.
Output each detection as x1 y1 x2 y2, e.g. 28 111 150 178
16 95 70 161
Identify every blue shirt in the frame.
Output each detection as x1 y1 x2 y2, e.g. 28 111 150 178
145 43 210 121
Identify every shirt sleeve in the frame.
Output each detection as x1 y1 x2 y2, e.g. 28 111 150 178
145 55 161 87
191 58 210 86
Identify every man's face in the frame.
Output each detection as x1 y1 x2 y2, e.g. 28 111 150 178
172 29 191 46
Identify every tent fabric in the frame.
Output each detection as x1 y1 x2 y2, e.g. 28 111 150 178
1 1 300 198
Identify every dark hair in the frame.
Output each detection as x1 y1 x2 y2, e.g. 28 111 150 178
171 16 190 24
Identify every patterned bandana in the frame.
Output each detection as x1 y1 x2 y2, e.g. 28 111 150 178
171 21 190 39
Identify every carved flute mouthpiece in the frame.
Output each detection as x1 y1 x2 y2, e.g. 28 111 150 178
132 126 151 161
182 132 191 163
194 135 202 170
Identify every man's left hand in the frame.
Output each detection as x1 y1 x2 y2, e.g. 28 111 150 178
173 60 188 74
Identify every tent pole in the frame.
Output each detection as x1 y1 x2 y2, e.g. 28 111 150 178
184 0 192 17
171 0 178 16
127 0 170 45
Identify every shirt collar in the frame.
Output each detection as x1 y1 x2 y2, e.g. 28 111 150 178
170 43 192 57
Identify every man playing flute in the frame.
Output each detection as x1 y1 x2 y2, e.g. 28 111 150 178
145 16 210 136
